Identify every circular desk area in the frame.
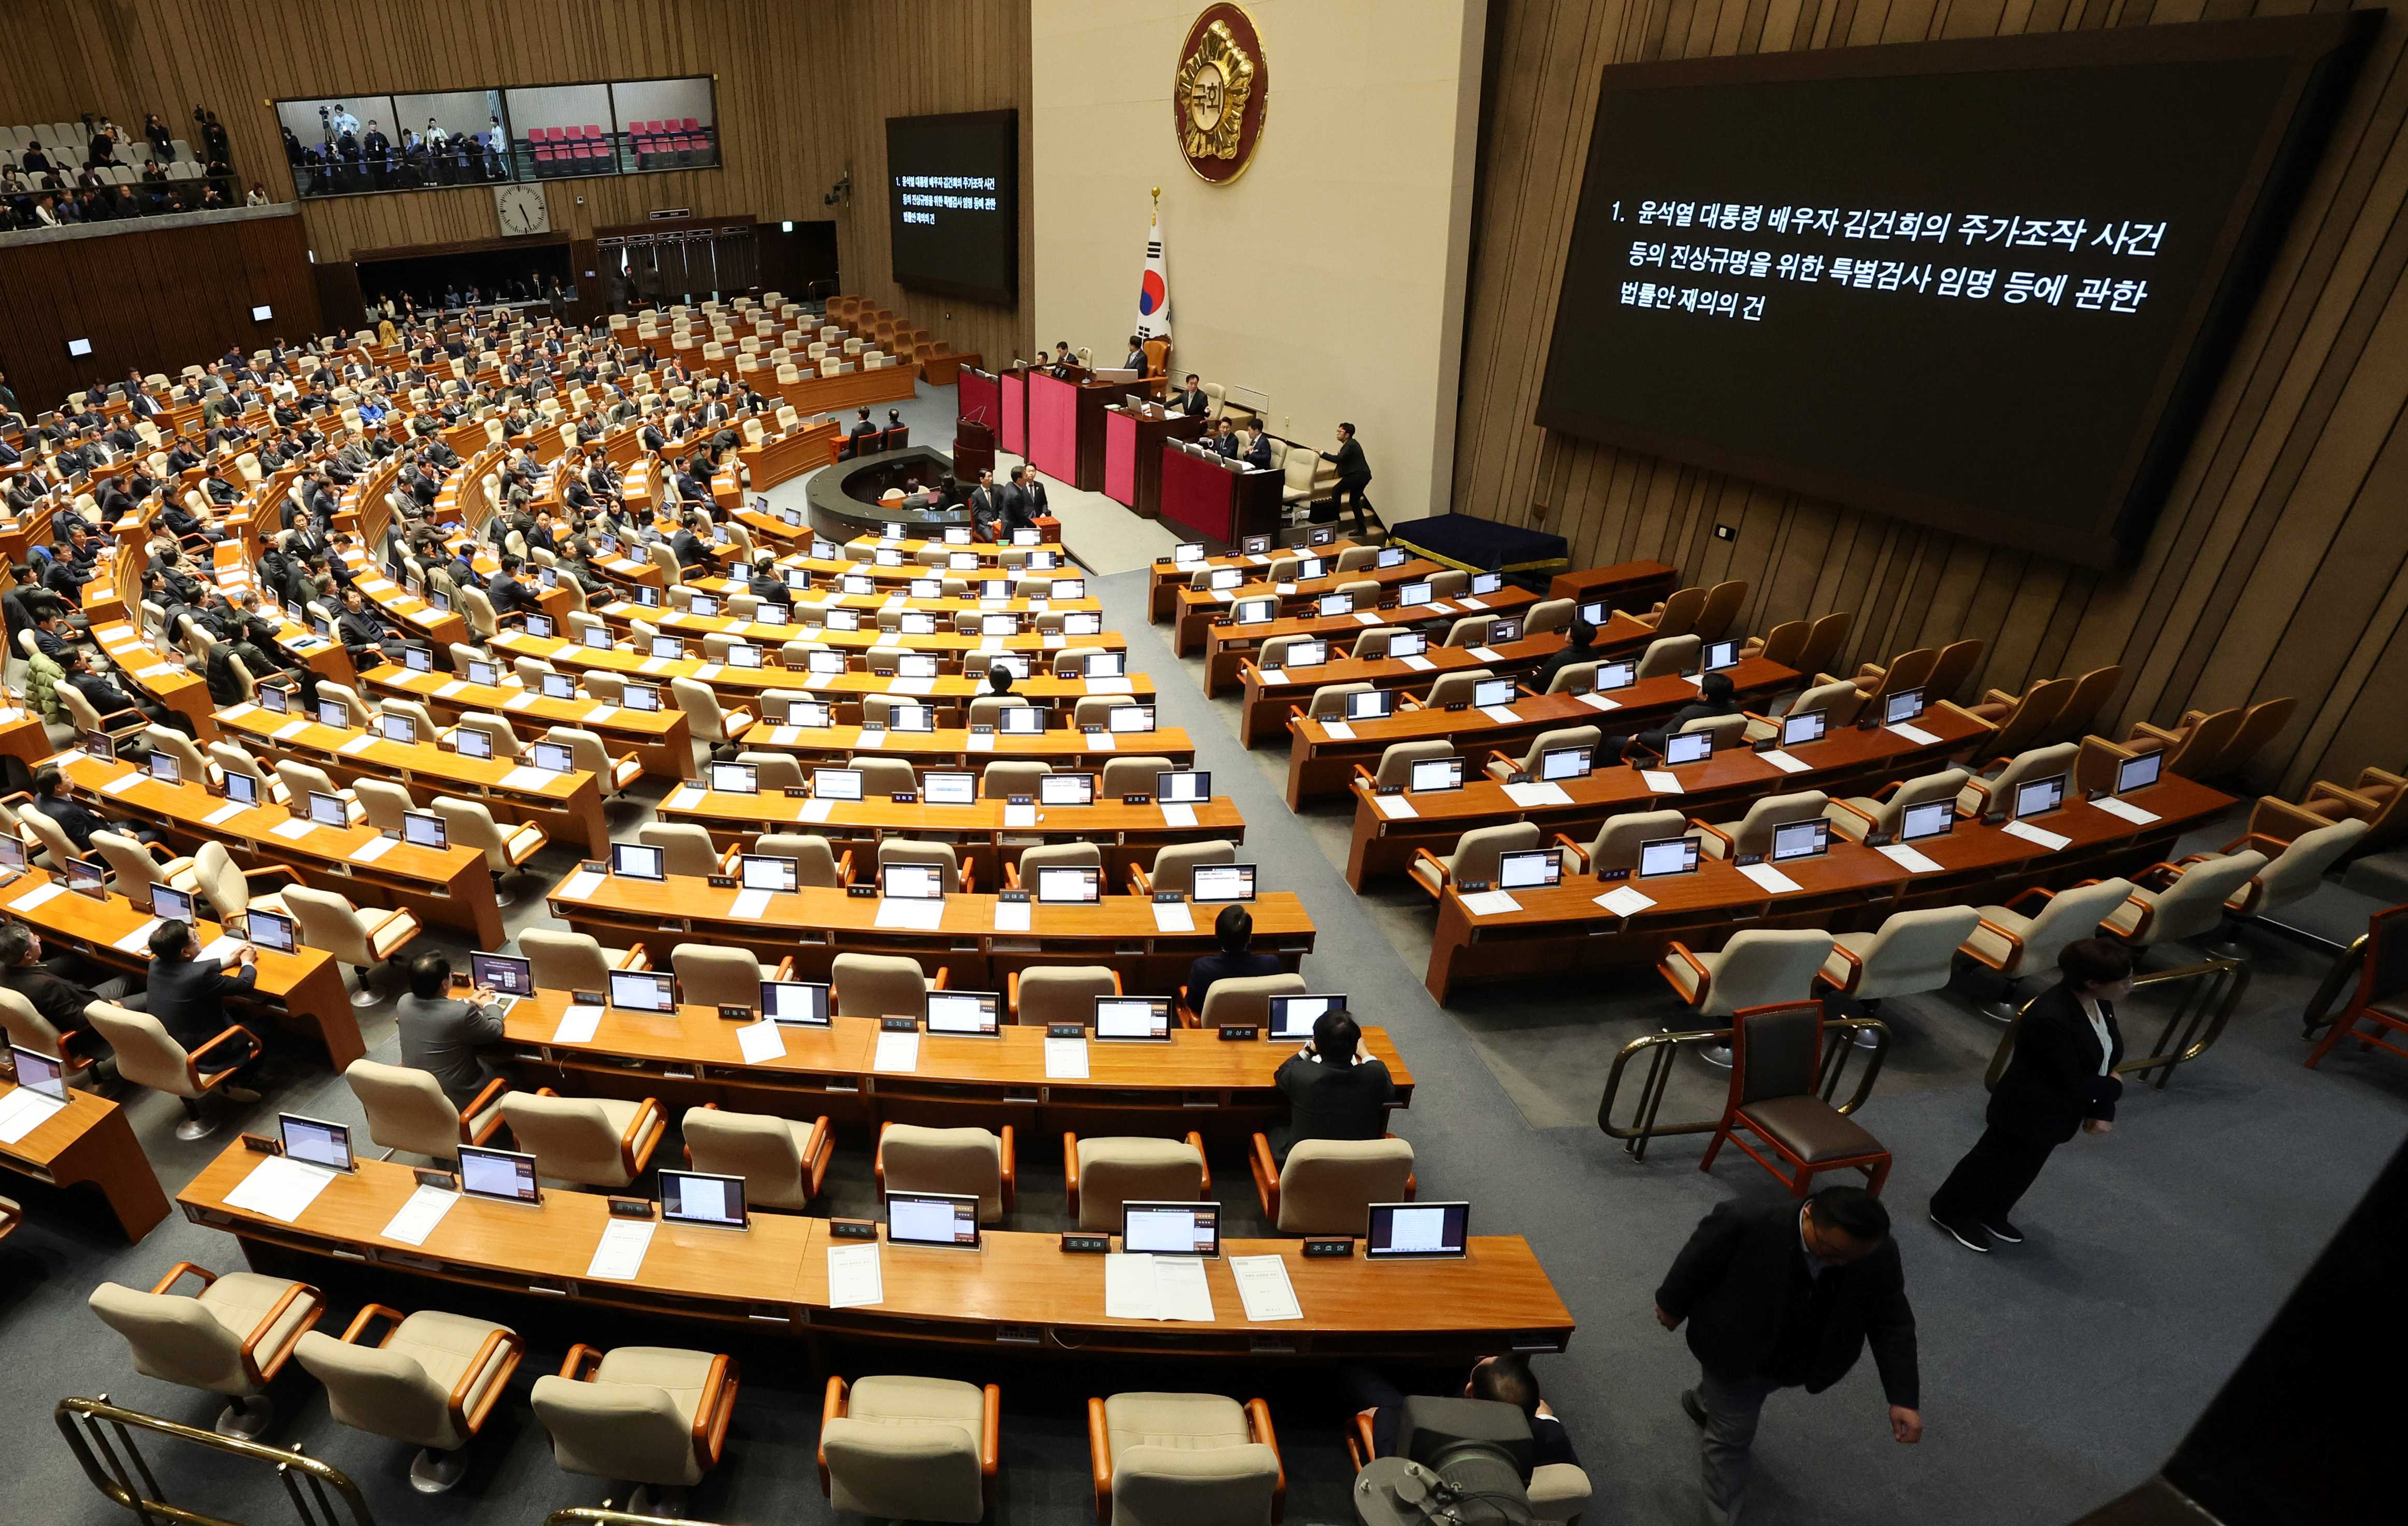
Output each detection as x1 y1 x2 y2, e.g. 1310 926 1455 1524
805 445 970 541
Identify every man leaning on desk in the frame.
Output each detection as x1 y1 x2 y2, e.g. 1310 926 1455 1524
1271 1006 1394 1163
397 952 505 1107
146 919 262 1092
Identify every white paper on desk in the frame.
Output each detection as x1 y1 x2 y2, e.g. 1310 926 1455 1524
1002 803 1036 828
857 728 888 747
337 734 378 757
2003 820 2072 852
1252 667 1287 688
2093 795 2160 826
379 1185 460 1247
875 898 945 931
435 680 470 698
101 773 146 795
112 917 163 954
1086 732 1118 751
1044 635 1069 649
1321 721 1356 740
798 797 836 824
273 720 311 740
1760 749 1812 775
1106 1253 1216 1322
725 888 775 922
1459 889 1523 917
1087 678 1134 696
770 726 805 746
1352 611 1382 625
557 869 604 900
1458 596 1488 611
499 765 555 791
1160 802 1200 829
1503 781 1572 808
1152 900 1196 933
202 801 249 826
667 786 704 810
1886 723 1943 747
585 1218 655 1281
694 664 725 682
139 663 177 679
224 1155 338 1224
270 818 317 840
1271 583 1296 596
1480 705 1521 725
1467 647 1503 664
1246 553 1271 566
1640 770 1683 794
1596 885 1657 917
5 881 67 911
504 693 539 712
199 934 246 964
892 676 936 697
1578 693 1622 712
967 731 996 753
1373 794 1418 820
1876 844 1944 875
220 703 258 721
1738 862 1804 894
639 657 671 674
584 705 620 725
1399 653 1436 672
873 1032 920 1073
992 899 1031 933
1045 1036 1089 1079
827 1243 885 1308
1230 1254 1303 1322
553 1005 605 1044
737 1019 786 1063
0 1086 66 1145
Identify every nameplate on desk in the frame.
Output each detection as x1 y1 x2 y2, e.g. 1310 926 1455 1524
783 786 813 798
1121 793 1151 805
847 883 878 898
1060 1232 1111 1254
1302 1238 1356 1259
706 874 739 889
1152 891 1186 904
239 1132 281 1156
606 1196 656 1220
828 1218 879 1240
412 1167 456 1191
998 890 1031 903
1217 1024 1258 1041
888 791 917 804
1048 1023 1086 1039
1443 702 1469 712
880 1016 918 1032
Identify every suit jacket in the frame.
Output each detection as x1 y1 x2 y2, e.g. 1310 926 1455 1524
1180 950 1283 1015
671 529 713 569
1986 982 2124 1143
1273 1052 1395 1156
1 960 105 1034
969 487 1001 534
1241 435 1273 471
1655 1200 1919 1406
1174 388 1208 417
396 992 507 1106
146 953 257 1052
34 791 106 853
486 571 534 616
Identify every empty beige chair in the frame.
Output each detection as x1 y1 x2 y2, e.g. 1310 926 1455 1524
90 1264 325 1439
1557 809 1690 874
1012 839 1103 889
531 1343 738 1515
753 833 850 887
1658 929 1836 1018
1305 680 1377 719
1485 724 1601 781
87 1000 257 1140
1100 755 1179 798
1333 545 1379 574
879 837 971 892
1090 1391 1283 1526
670 677 755 750
726 750 805 792
1957 741 2081 818
1694 790 1829 860
1817 907 1985 1003
1250 1135 1416 1234
0 987 101 1088
1745 679 1865 742
1191 972 1306 1029
1825 769 1970 843
1065 1133 1209 1231
275 760 363 823
294 1305 525 1491
877 1122 1013 1222
208 741 287 804
353 777 418 835
853 756 921 795
433 796 547 907
983 760 1053 799
1524 598 1575 636
2100 852 2268 952
683 1106 833 1209
520 930 650 992
345 1059 507 1163
673 943 791 1008
833 952 937 1018
1422 668 1498 709
1957 877 2138 1015
1636 634 1701 680
2223 816 2367 930
1444 615 1495 649
498 1090 666 1191
285 886 422 1008
145 725 219 787
638 821 727 879
1130 839 1237 896
1011 965 1120 1026
318 680 379 725
451 711 522 760
1409 821 1541 900
546 726 646 797
1367 738 1456 789
968 694 1029 728
91 829 196 908
1348 629 1404 661
821 1374 1000 1524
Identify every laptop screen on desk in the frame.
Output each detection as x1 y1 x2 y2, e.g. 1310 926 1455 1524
1039 773 1095 807
1410 757 1464 793
1035 865 1100 904
887 1191 980 1248
279 1113 355 1173
709 762 758 795
1638 836 1701 878
1539 746 1591 782
661 1170 748 1229
1770 819 1830 863
1122 1201 1220 1257
737 853 798 892
403 810 448 849
1158 770 1210 804
1191 864 1255 904
1885 689 1925 724
923 772 976 805
2014 774 2067 820
380 714 418 744
610 970 677 1013
611 842 667 880
761 980 830 1026
1267 993 1346 1042
458 1145 541 1204
1345 690 1395 721
1095 996 1171 1040
10 1045 66 1102
2116 752 2162 795
471 952 534 997
881 862 944 900
1781 710 1827 748
814 768 864 801
925 990 1000 1035
244 907 298 953
1899 800 1954 843
1498 848 1561 890
1366 1201 1470 1259
1663 731 1713 765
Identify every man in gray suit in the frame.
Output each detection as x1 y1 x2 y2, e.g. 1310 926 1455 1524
396 951 505 1106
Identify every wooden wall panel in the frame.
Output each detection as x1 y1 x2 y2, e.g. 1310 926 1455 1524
0 0 1029 383
1456 0 2408 794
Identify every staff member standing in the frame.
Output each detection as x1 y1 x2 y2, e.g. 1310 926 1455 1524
1316 422 1373 532
1928 938 2130 1252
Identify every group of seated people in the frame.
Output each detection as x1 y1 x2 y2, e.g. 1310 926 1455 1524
284 110 509 196
4 109 249 228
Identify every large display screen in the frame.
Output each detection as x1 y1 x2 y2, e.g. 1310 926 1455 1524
887 110 1018 304
1535 17 2370 567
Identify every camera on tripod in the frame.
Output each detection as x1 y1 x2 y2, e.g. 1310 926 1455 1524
1354 1396 1538 1526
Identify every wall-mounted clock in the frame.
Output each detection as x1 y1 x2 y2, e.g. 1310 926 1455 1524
494 183 551 237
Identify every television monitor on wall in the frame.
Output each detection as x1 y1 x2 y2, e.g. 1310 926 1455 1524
1532 16 2373 567
886 109 1019 305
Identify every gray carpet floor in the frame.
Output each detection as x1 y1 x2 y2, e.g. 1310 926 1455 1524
4 518 2403 1525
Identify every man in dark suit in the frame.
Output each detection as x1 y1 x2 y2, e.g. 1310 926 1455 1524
1009 465 1049 529
967 469 1003 540
843 407 880 459
1172 373 1209 416
144 919 262 1083
1237 420 1274 472
1270 1006 1394 1162
1929 938 2129 1251
396 951 506 1107
1316 422 1374 531
670 512 715 571
1531 620 1599 696
1179 904 1282 1017
0 920 140 1034
486 555 536 618
1347 1353 1581 1472
335 584 402 668
1607 671 1741 762
30 767 111 853
1656 1186 1921 1523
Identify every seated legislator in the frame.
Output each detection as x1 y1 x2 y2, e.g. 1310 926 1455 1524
1181 905 1283 1015
396 951 507 1108
1531 619 1600 696
0 920 138 1037
1272 1006 1395 1163
1346 1352 1582 1471
145 919 262 1081
1604 670 1741 763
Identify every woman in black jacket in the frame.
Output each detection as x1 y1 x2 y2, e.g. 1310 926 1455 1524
1930 937 2131 1252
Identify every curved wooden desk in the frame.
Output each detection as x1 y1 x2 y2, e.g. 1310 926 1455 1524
695 721 1197 772
178 1148 1569 1359
1 1078 172 1242
1172 555 1529 656
1237 629 1618 748
1148 540 1370 622
1204 588 1544 695
361 664 696 781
